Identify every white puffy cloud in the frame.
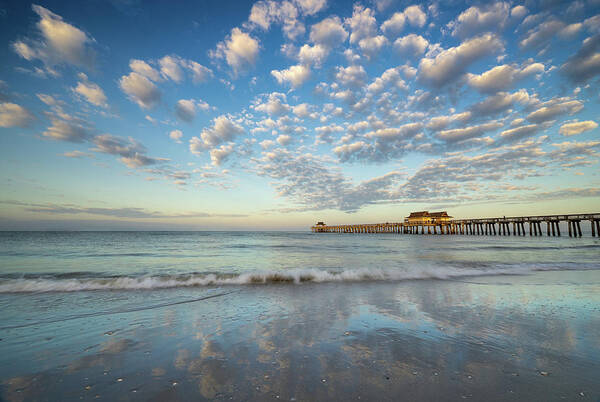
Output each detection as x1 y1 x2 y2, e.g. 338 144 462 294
209 144 235 166
260 139 275 149
0 103 34 128
335 65 367 88
248 0 305 41
418 33 504 87
277 134 292 145
120 56 212 109
380 5 426 36
159 55 184 82
210 28 260 76
381 12 405 36
394 34 429 57
345 4 377 44
72 73 107 108
129 59 161 81
404 5 427 28
249 0 281 29
559 120 598 136
292 103 311 117
271 64 311 88
358 35 388 58
190 115 244 151
511 5 528 19
309 16 348 47
367 67 407 93
253 92 291 116
175 99 196 122
347 120 369 134
315 123 344 143
119 72 161 109
293 0 327 15
298 44 328 66
400 64 417 78
186 61 213 83
169 129 183 143
131 57 212 84
12 5 95 71
448 2 510 39
467 62 544 93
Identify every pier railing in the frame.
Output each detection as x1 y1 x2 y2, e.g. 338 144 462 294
311 213 600 238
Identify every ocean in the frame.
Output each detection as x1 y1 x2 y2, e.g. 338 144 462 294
1 231 599 400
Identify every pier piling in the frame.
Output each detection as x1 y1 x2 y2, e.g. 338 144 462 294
312 213 599 238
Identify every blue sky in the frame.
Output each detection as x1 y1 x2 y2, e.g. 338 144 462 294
0 0 599 230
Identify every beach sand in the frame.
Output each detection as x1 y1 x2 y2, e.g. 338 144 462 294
1 269 599 401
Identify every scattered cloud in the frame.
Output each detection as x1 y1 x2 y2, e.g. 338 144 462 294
559 120 598 136
271 64 311 88
190 115 244 152
467 62 544 93
62 150 93 158
72 73 108 107
526 97 583 123
9 201 248 219
92 134 164 168
561 34 600 83
175 99 210 122
394 34 429 57
0 102 34 127
345 4 377 45
42 117 92 142
252 92 291 116
119 72 161 109
309 16 348 47
437 121 502 143
12 4 96 72
520 18 565 49
210 27 260 76
169 129 183 143
448 2 510 39
209 143 235 166
418 33 504 87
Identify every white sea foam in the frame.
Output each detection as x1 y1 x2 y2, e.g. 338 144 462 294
0 263 598 293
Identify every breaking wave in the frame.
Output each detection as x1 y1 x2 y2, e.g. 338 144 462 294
1 263 599 293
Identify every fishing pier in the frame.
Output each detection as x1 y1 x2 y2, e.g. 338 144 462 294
311 212 600 238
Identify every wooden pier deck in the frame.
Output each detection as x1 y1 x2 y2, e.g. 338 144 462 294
311 213 600 238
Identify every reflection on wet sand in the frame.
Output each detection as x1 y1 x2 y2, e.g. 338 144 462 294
1 270 599 401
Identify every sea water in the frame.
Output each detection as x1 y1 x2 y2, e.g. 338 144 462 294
0 231 599 292
1 231 599 400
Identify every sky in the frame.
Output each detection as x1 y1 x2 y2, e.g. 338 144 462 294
0 0 599 230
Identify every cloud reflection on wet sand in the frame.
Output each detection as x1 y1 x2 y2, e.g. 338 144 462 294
1 270 600 401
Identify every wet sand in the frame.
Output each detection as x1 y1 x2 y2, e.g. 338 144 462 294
1 270 599 401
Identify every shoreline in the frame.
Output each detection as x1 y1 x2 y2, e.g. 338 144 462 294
2 270 599 401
